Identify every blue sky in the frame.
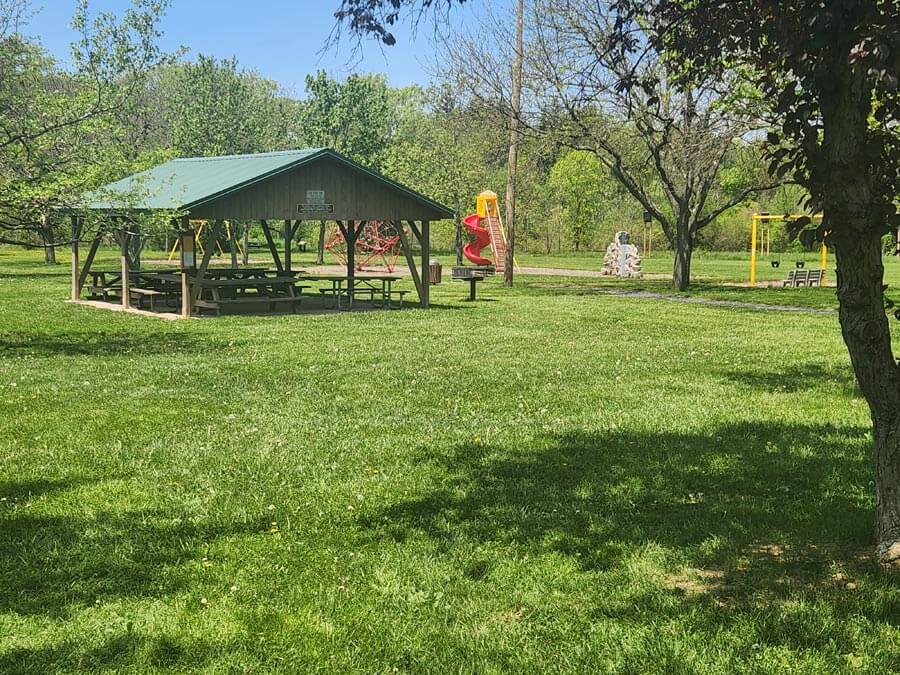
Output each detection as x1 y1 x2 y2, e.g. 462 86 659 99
22 0 477 94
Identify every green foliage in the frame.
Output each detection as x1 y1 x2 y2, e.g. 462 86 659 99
548 150 614 251
161 55 290 157
300 71 391 170
0 0 173 251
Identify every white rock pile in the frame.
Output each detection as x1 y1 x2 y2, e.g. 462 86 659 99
600 230 643 278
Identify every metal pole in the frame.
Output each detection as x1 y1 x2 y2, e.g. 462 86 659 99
750 215 758 286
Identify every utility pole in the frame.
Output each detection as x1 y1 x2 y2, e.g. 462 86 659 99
504 0 524 287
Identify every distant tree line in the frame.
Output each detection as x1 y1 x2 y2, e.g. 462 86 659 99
0 0 803 265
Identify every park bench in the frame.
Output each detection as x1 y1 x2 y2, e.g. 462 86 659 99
129 287 165 311
783 268 823 288
318 285 381 309
379 289 409 309
194 296 302 316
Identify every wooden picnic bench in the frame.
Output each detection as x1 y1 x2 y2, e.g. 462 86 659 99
129 287 166 311
89 269 180 302
302 274 406 310
191 275 308 316
317 285 409 309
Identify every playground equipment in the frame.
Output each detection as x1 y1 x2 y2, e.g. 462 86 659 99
601 231 643 278
749 213 826 286
452 190 522 299
461 190 516 272
325 220 402 272
168 220 244 262
462 213 492 266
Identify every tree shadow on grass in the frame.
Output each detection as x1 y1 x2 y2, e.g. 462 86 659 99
720 363 860 395
0 330 227 357
0 479 258 619
367 421 885 637
0 632 227 675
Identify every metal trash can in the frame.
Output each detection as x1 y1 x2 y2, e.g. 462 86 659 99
428 258 442 285
298 240 307 252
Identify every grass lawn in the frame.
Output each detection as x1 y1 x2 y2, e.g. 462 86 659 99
2 246 900 672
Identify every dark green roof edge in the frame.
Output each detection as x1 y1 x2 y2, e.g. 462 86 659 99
182 148 454 218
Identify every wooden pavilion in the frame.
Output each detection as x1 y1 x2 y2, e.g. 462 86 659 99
71 148 453 315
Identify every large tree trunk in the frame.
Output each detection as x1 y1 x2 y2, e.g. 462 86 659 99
821 57 900 566
672 225 693 291
833 230 900 565
40 214 56 265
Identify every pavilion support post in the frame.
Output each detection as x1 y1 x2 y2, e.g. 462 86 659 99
260 219 284 273
338 221 352 308
172 216 196 319
420 220 430 308
395 221 423 304
291 220 301 250
339 220 364 309
317 220 326 265
242 223 249 266
77 227 104 295
70 215 81 301
191 220 220 307
120 221 131 309
284 219 292 272
408 221 423 246
228 221 238 269
179 215 192 319
130 222 143 271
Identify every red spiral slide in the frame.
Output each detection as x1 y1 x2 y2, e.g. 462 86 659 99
462 213 493 266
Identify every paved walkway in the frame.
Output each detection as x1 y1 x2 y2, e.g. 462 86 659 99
539 285 836 315
517 266 675 280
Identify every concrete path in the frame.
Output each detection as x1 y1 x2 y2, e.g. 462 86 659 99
539 285 836 315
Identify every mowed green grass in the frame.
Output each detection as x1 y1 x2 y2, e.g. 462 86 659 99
2 247 900 673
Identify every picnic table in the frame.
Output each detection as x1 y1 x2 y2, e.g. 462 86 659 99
153 271 308 316
85 267 409 314
297 273 407 310
88 269 181 308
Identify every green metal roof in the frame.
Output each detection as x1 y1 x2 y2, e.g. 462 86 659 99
85 148 454 217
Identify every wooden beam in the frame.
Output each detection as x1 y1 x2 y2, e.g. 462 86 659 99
180 215 192 318
338 221 365 309
317 220 327 265
131 221 144 270
70 215 81 301
120 223 130 309
227 221 238 269
408 220 422 246
260 219 284 273
242 222 249 266
283 219 293 273
190 220 220 306
78 227 103 294
420 220 431 308
394 220 424 306
337 221 353 308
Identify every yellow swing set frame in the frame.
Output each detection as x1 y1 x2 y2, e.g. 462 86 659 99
167 220 244 262
749 213 827 286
